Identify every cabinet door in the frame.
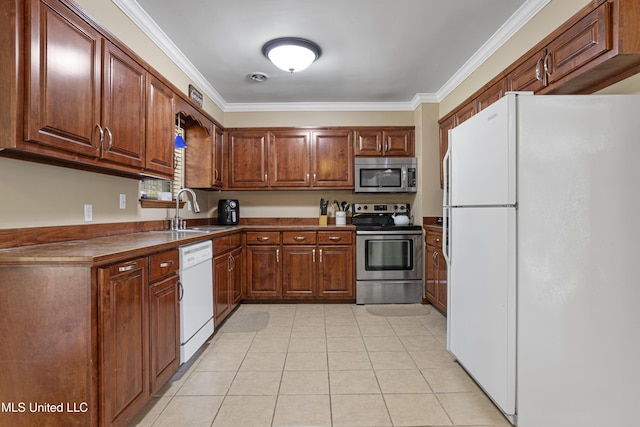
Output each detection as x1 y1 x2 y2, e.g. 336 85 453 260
507 48 547 92
149 273 179 394
311 129 354 188
383 129 414 157
454 102 476 126
184 113 214 188
475 79 507 113
98 258 149 427
213 253 231 326
213 126 224 188
101 40 146 168
544 2 610 88
435 250 448 314
425 245 437 304
354 129 383 156
245 245 281 298
270 129 311 188
317 245 354 298
230 247 244 306
228 130 269 188
282 246 316 298
145 74 175 177
25 0 102 156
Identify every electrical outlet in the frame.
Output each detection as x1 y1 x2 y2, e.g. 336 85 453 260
84 204 93 222
119 194 126 209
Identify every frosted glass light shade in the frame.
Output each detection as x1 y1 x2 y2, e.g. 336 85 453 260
263 38 321 73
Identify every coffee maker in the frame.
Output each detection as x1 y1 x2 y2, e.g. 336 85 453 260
218 199 239 225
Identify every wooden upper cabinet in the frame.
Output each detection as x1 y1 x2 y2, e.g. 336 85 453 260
544 2 611 90
454 102 476 126
312 129 354 188
354 128 414 157
476 79 507 113
354 129 382 156
145 75 175 178
270 129 312 188
25 0 102 157
180 98 215 189
227 130 269 188
101 40 146 168
507 47 549 92
213 126 224 187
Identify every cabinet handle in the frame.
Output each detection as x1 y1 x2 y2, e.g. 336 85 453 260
306 173 309 183
276 249 279 263
319 249 323 263
377 142 381 152
94 124 104 150
214 168 219 181
432 251 439 265
293 236 306 242
159 260 174 268
178 281 184 301
328 236 342 241
118 263 137 272
264 173 268 182
313 173 317 183
535 57 544 82
104 127 113 152
433 238 440 243
257 236 270 242
228 254 234 272
312 249 316 262
543 53 551 78
384 142 388 152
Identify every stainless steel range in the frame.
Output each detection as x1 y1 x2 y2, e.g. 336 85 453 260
352 203 424 304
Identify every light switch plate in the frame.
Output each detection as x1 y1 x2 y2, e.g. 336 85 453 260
84 204 93 222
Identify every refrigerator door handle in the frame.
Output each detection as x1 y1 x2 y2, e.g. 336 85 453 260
442 145 451 265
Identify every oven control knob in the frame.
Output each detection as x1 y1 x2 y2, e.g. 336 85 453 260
393 205 398 210
362 205 368 210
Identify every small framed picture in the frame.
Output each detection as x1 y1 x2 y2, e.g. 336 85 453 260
189 84 203 107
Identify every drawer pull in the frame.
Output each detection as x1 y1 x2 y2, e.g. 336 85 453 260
328 236 342 241
293 236 306 242
433 238 440 243
257 236 270 242
118 263 137 272
159 260 174 268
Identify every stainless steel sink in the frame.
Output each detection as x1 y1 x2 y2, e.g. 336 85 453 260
188 225 233 232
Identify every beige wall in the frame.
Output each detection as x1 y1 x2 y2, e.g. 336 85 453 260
2 0 640 229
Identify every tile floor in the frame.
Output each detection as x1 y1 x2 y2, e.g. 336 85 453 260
130 304 511 427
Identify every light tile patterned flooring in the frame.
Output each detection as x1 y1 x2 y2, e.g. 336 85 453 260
130 304 510 427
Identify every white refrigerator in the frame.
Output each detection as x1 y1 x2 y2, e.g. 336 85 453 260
443 92 640 427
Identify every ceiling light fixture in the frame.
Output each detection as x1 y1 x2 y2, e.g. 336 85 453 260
262 37 321 73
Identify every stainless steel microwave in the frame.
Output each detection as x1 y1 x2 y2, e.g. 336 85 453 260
354 157 417 193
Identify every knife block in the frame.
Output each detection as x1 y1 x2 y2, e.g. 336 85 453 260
318 215 327 226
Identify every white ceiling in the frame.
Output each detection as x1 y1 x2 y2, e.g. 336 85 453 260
115 0 549 111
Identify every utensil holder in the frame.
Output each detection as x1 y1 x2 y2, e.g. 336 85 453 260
335 211 346 226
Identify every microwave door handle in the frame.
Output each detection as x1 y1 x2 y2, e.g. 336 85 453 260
402 168 407 190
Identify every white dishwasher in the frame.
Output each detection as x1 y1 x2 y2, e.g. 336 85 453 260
179 240 214 364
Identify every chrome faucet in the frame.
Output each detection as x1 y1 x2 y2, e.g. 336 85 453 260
172 188 201 230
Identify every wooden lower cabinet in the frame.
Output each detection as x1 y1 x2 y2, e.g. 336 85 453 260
424 227 447 315
148 250 180 395
98 258 149 427
246 230 354 301
213 233 243 327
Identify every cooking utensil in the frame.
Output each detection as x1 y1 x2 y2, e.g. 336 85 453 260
341 201 348 212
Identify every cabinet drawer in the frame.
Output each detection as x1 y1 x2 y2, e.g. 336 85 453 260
283 231 317 245
246 231 281 245
318 231 352 245
214 232 243 255
149 249 179 282
425 230 443 249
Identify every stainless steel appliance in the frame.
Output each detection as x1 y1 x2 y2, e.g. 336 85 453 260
179 240 214 364
353 203 423 304
218 199 239 225
354 157 417 193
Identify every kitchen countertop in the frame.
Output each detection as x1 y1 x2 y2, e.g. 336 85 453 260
0 224 355 267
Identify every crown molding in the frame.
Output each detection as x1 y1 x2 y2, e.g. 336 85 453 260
436 0 551 101
113 0 548 113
